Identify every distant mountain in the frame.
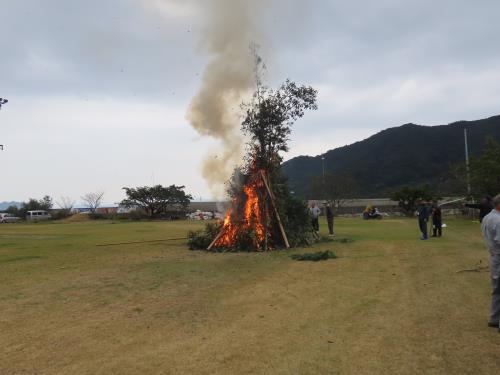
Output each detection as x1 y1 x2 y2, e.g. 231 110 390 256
0 201 22 211
282 115 500 198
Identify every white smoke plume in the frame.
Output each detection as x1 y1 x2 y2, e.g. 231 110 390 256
140 0 267 197
186 0 265 198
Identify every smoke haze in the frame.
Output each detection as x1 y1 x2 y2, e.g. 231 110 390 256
186 0 265 198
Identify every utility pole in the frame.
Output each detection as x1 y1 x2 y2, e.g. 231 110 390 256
321 156 326 201
464 128 471 197
0 98 8 151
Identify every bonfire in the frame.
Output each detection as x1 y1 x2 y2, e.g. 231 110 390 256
188 61 318 252
208 162 289 251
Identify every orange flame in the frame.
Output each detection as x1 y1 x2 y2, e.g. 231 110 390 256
214 172 268 249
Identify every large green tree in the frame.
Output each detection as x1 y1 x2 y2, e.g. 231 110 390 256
6 196 53 218
241 79 318 176
449 137 500 198
469 138 500 197
391 185 437 217
121 185 192 218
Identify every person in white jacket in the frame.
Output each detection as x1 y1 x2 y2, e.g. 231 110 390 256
481 194 500 331
309 202 321 233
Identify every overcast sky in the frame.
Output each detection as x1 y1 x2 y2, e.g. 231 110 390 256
1 0 500 203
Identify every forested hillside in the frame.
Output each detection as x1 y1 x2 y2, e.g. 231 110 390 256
283 115 500 197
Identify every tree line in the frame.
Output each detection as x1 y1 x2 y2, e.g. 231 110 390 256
306 137 500 216
4 185 192 220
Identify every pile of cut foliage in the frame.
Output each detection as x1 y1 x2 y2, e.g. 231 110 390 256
187 222 222 251
291 250 337 262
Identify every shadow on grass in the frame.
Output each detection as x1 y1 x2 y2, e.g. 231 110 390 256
0 255 45 264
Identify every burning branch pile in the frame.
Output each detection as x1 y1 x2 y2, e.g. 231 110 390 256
207 166 289 251
189 58 318 251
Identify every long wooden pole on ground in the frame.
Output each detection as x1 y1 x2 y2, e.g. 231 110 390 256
260 171 290 249
96 237 187 247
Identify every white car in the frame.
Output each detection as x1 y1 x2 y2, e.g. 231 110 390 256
26 210 51 222
0 213 21 223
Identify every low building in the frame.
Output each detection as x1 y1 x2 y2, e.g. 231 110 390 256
72 203 120 214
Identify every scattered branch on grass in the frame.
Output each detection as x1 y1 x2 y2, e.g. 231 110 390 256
291 250 337 262
456 260 489 273
317 236 354 244
333 238 354 244
456 266 489 273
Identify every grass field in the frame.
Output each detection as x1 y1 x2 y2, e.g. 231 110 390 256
1 217 499 374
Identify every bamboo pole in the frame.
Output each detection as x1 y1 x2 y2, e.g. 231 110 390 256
260 170 290 249
438 197 466 207
96 237 187 247
207 228 225 251
264 195 269 251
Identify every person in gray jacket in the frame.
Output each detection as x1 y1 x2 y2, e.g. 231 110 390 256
481 194 500 331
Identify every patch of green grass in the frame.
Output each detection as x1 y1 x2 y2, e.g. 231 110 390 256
1 217 498 375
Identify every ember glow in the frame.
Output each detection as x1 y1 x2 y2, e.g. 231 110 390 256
214 170 269 249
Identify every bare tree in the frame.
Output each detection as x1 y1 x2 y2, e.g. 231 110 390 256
81 192 104 214
57 196 75 216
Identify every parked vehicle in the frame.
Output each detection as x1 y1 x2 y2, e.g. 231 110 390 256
187 210 215 221
26 210 51 222
0 213 21 223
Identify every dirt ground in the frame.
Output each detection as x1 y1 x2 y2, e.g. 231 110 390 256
1 218 499 374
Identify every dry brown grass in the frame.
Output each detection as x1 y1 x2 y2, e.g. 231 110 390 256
1 218 499 374
64 213 91 222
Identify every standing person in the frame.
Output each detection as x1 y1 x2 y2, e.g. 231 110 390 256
416 199 430 240
325 202 335 237
480 194 500 331
466 196 494 223
309 202 321 233
431 201 442 237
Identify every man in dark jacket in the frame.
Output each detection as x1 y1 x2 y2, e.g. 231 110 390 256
431 201 442 237
325 203 335 237
466 196 494 223
417 199 430 240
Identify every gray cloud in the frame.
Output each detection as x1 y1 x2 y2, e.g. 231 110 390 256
1 0 500 201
